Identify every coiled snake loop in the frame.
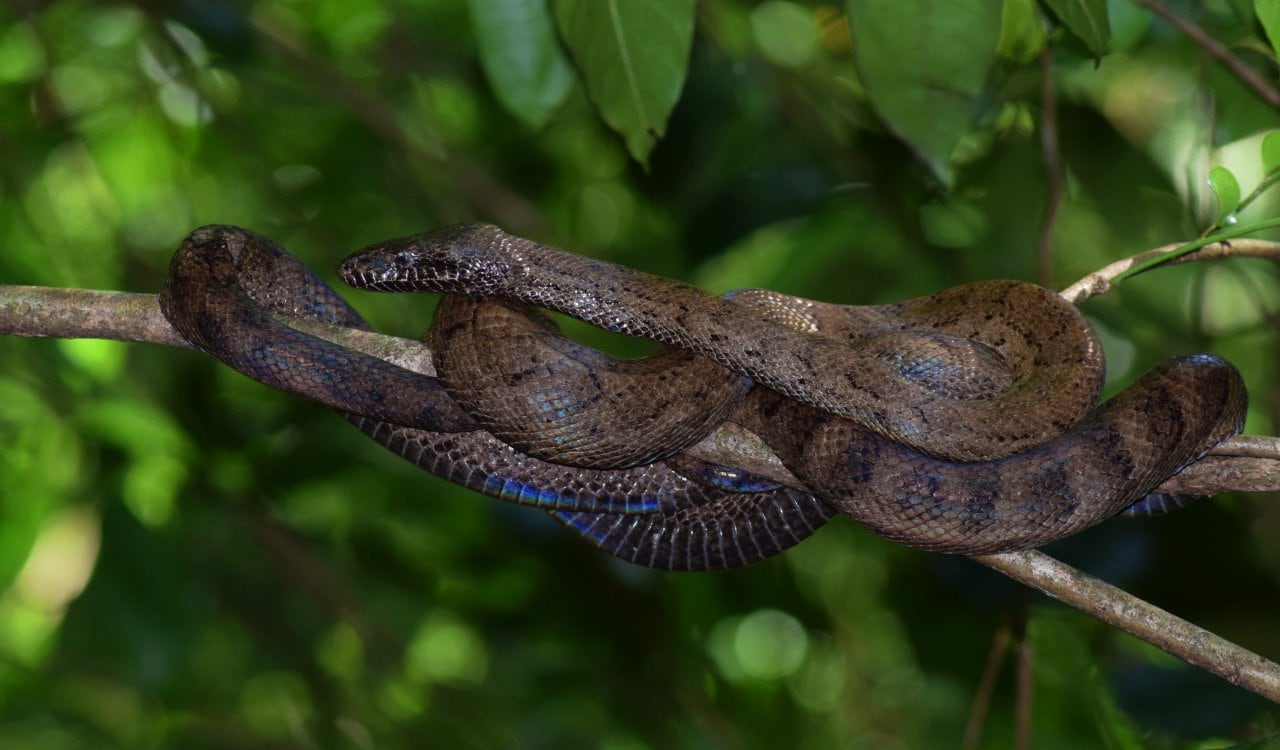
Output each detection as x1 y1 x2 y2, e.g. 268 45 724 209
158 224 1247 566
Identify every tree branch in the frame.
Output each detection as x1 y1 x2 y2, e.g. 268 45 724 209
973 550 1280 703
3 234 1280 704
1132 0 1280 110
1060 239 1280 304
6 285 1275 496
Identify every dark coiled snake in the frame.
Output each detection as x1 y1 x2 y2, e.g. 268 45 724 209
158 224 1247 569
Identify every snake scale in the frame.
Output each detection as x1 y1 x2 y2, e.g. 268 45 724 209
159 224 1247 567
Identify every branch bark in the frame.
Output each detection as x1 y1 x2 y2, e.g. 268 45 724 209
3 235 1280 703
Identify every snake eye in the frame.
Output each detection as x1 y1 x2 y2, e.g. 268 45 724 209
392 248 420 278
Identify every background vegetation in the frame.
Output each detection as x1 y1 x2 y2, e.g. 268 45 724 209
2 0 1280 747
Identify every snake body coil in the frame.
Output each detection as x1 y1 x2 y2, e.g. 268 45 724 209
161 226 832 570
338 223 1110 463
431 294 752 469
157 224 1248 566
338 223 1247 554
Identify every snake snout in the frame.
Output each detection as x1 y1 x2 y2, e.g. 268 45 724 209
340 225 517 295
337 243 419 291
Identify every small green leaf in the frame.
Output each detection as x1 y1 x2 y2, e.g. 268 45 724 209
1042 0 1110 58
1258 0 1280 57
1262 131 1280 173
750 2 819 69
556 0 696 166
469 0 573 129
1208 166 1241 226
997 0 1047 63
847 0 1001 185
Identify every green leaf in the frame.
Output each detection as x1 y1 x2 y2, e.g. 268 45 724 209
750 2 819 69
1263 131 1280 172
469 0 573 129
847 0 1001 185
1258 0 1280 57
1042 0 1110 57
997 0 1047 63
555 0 696 166
1208 166 1241 226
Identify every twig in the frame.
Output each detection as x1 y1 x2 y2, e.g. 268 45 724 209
973 550 1280 703
1132 0 1280 110
1059 238 1280 303
962 616 1015 749
1036 43 1064 288
1014 614 1033 750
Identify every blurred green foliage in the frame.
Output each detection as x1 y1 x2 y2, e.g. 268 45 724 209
2 1 1280 747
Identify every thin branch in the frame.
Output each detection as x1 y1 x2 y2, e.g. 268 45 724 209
1 287 189 348
1036 42 1064 288
1132 0 1280 110
0 287 437 375
1014 615 1033 750
973 550 1280 703
1060 238 1280 304
962 616 1015 749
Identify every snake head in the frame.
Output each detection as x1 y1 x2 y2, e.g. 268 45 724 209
338 223 519 295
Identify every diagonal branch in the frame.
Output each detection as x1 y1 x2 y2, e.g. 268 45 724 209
973 549 1280 702
1132 0 1280 110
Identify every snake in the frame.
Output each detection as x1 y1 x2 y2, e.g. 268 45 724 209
430 294 752 469
157 224 1247 566
159 225 833 571
337 223 1111 463
335 223 1248 554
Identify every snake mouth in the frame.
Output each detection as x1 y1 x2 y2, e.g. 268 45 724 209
336 246 417 291
338 253 492 294
339 226 517 295
337 268 415 292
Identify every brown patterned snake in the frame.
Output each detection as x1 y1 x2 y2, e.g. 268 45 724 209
160 226 832 570
157 224 1247 566
338 224 1247 554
